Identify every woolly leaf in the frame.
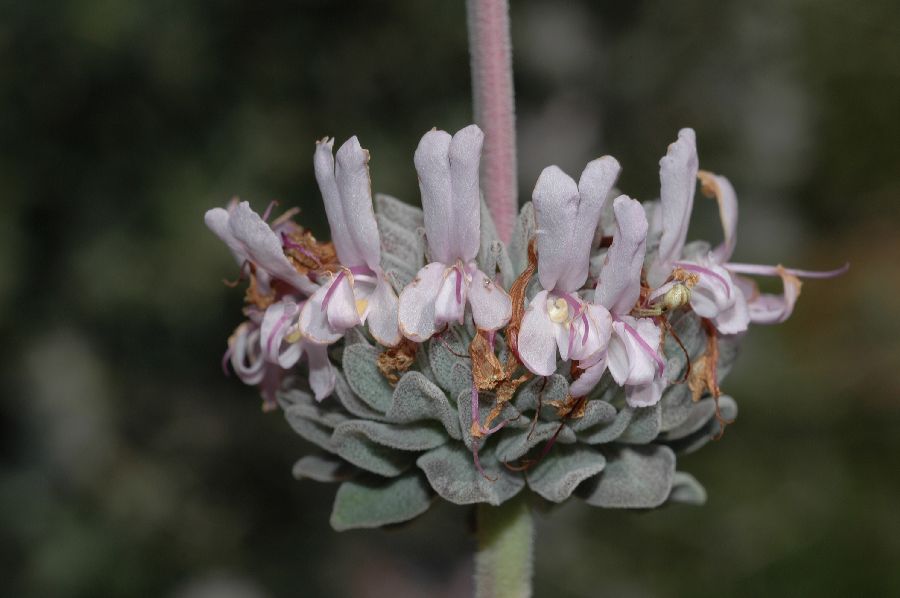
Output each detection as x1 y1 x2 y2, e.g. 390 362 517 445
576 406 633 445
659 384 693 432
389 371 462 439
283 398 349 451
513 374 569 418
457 389 526 452
660 396 716 440
330 425 416 477
428 329 472 395
333 420 446 452
377 216 424 274
667 471 707 506
478 200 514 288
334 371 387 421
579 445 676 508
528 445 606 503
567 400 617 432
342 344 393 413
292 453 355 483
668 396 738 454
508 202 535 274
417 444 525 506
617 402 662 444
374 193 424 228
330 472 432 531
494 422 576 463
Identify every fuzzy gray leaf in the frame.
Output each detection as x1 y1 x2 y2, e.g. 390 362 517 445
428 330 472 395
668 396 738 454
667 471 707 506
508 202 535 274
330 423 417 477
342 344 393 413
567 400 617 432
576 405 634 445
579 445 676 509
528 445 606 503
494 421 576 463
659 384 693 432
417 444 525 506
513 374 569 417
617 402 662 444
660 396 716 440
292 453 355 483
334 371 387 421
333 420 447 452
374 193 424 228
377 215 424 273
389 371 462 439
283 398 349 451
330 472 432 531
457 389 527 452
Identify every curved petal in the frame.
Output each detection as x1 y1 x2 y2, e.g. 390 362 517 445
229 322 266 385
610 317 660 387
625 375 665 409
686 259 739 321
517 290 560 376
335 136 382 272
557 155 620 291
532 166 579 292
572 303 613 362
298 283 343 345
570 352 608 398
205 206 247 265
468 268 512 331
698 170 738 264
434 268 467 327
746 266 802 325
449 124 484 262
714 283 750 334
260 299 303 368
366 276 401 346
315 138 359 267
324 273 361 332
651 128 698 286
414 129 454 264
228 201 317 295
305 342 336 402
398 262 446 342
595 195 648 315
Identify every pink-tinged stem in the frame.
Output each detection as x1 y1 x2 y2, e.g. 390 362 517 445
467 0 517 243
726 262 850 279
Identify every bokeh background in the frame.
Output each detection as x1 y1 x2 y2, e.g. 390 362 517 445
2 1 899 596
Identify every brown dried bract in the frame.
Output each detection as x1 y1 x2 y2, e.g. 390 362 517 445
506 239 538 359
284 230 339 275
469 330 531 435
548 394 588 419
244 269 276 309
688 318 734 438
376 338 418 384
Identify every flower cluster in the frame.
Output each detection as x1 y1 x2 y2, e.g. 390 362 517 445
206 125 845 529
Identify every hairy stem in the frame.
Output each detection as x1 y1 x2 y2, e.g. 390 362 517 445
467 0 518 244
475 495 534 598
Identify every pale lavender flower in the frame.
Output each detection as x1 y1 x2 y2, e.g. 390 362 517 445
516 157 619 376
571 195 666 407
205 199 319 296
398 125 512 341
297 137 401 347
647 128 750 335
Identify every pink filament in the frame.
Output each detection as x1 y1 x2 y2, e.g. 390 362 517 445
261 199 279 222
620 320 665 376
454 266 464 304
281 233 323 268
725 261 850 279
675 262 731 299
266 305 297 356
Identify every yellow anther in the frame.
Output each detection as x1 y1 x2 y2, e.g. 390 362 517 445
355 298 369 316
547 297 569 323
663 283 691 311
284 325 303 344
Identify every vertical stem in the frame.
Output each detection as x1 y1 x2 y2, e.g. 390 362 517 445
475 495 534 598
467 0 518 244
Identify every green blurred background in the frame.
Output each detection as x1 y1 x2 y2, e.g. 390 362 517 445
2 1 898 596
